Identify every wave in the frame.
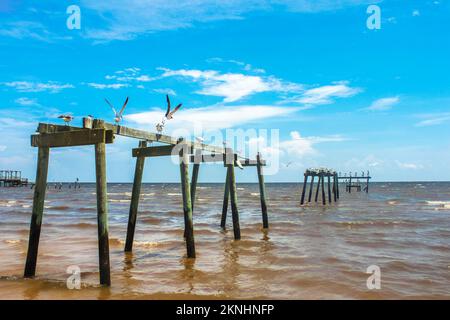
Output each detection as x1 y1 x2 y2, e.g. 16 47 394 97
425 201 450 210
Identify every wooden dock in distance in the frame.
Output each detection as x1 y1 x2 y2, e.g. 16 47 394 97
337 171 371 193
24 118 269 286
0 170 28 187
300 168 339 205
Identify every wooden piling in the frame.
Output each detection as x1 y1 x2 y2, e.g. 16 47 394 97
227 149 241 240
327 175 332 203
336 174 340 199
333 174 337 202
366 177 370 193
125 140 147 252
220 165 231 229
179 143 196 258
315 175 321 203
321 173 326 205
191 156 200 211
256 153 268 229
24 146 50 278
93 120 111 286
300 173 308 205
308 175 315 202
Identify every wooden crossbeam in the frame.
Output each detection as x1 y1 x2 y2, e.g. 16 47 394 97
31 129 114 148
83 118 225 154
132 145 174 157
37 123 84 134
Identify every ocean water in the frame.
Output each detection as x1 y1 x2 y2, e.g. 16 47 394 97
0 182 449 299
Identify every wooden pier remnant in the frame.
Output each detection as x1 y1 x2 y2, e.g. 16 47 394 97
300 168 339 205
337 171 371 193
0 170 28 187
24 119 269 285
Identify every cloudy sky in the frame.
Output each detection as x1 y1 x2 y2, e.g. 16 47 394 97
0 0 449 182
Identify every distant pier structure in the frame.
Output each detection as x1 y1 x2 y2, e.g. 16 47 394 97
337 171 371 193
300 168 339 205
0 170 28 187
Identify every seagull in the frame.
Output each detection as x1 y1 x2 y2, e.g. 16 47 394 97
286 161 293 167
195 137 204 143
165 94 182 120
58 114 74 125
235 159 244 170
104 97 129 124
155 95 182 133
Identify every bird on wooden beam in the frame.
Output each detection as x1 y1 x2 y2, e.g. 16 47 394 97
58 114 74 125
104 96 129 124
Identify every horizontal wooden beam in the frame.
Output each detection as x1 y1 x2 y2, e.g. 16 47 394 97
37 123 85 134
337 176 371 179
31 129 114 148
83 118 225 154
132 145 175 157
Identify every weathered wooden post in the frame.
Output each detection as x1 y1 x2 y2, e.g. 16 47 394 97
327 174 332 204
336 173 340 199
256 153 268 229
308 175 315 202
321 172 326 205
220 165 231 229
93 120 111 286
333 173 337 202
349 174 352 193
300 172 308 205
315 174 321 203
191 150 201 211
24 146 50 278
366 172 370 193
179 141 195 258
226 148 241 240
125 140 147 252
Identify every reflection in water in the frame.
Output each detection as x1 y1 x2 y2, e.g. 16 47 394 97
1 182 450 299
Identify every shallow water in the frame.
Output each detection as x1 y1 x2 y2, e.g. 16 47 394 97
0 182 449 299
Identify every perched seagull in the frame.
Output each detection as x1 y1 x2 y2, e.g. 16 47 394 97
104 96 129 124
235 159 244 170
58 114 74 125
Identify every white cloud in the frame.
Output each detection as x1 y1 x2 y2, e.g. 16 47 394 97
105 67 156 82
412 10 420 17
294 81 361 105
0 21 71 42
125 104 298 132
86 83 130 90
3 81 74 93
415 113 450 127
0 145 6 152
80 0 374 41
153 88 176 96
14 97 40 106
159 68 302 102
367 96 399 111
396 161 423 170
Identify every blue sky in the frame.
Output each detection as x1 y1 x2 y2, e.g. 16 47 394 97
0 0 449 182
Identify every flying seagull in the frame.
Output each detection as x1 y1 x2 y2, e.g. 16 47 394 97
58 114 74 125
165 94 182 120
156 94 182 133
104 96 129 124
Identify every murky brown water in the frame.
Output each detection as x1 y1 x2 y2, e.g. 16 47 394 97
0 182 449 299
